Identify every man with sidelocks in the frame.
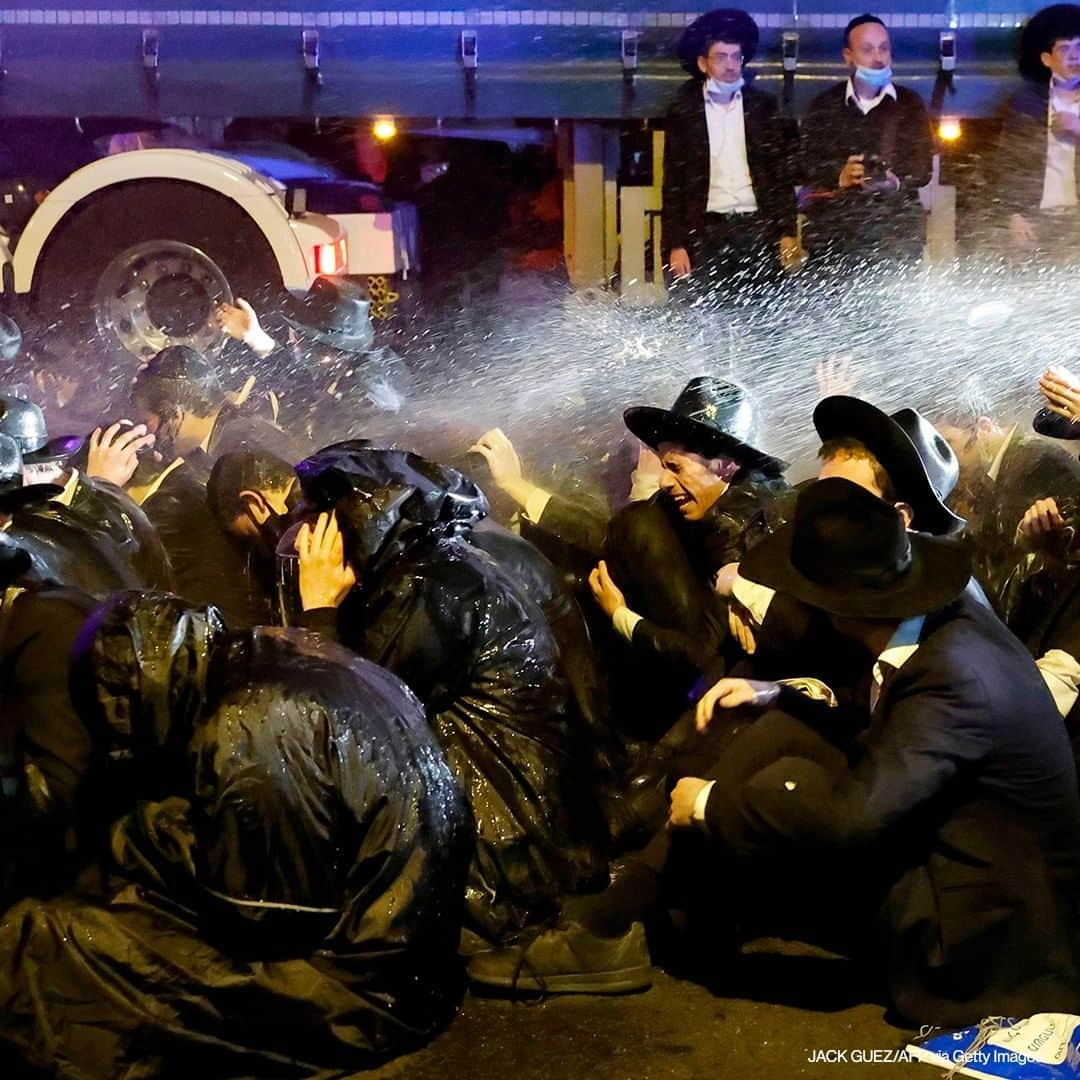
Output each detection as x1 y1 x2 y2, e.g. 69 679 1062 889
662 8 801 298
986 4 1080 258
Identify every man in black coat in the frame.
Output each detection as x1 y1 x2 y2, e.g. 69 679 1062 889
0 592 473 1076
984 4 1080 257
128 346 306 626
0 494 99 905
662 9 800 297
587 378 787 734
288 450 648 992
673 479 1080 1025
0 395 171 590
800 14 933 262
938 405 1080 607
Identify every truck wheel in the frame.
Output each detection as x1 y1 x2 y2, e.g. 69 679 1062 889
34 180 284 362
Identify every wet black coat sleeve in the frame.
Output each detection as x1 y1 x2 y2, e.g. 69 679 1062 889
534 491 610 558
703 676 993 851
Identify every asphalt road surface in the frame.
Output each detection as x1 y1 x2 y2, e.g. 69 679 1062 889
373 939 943 1080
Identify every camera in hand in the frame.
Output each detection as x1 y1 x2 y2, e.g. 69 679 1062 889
863 154 889 183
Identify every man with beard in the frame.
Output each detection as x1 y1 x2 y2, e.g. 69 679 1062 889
0 592 473 1076
288 447 647 992
127 347 305 626
131 345 305 465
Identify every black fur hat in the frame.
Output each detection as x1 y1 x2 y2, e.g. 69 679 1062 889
1019 4 1080 80
677 9 760 77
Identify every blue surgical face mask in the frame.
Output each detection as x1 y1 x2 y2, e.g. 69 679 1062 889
854 65 892 89
706 76 745 96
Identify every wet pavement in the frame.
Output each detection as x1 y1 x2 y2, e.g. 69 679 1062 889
373 940 936 1080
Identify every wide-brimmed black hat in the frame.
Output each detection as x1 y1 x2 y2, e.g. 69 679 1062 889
283 276 374 354
1019 4 1080 80
1033 405 1080 441
0 431 62 512
677 8 760 77
741 477 971 619
624 376 787 477
0 395 84 467
814 395 966 537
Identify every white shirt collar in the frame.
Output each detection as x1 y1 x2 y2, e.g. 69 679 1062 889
873 614 925 686
987 424 1017 483
845 78 897 114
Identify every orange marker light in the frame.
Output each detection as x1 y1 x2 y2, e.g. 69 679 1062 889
939 117 962 143
372 117 398 141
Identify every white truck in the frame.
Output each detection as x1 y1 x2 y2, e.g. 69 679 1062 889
0 125 413 361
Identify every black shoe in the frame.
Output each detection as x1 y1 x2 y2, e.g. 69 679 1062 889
466 920 652 995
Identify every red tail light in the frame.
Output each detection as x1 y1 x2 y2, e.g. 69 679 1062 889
314 237 347 276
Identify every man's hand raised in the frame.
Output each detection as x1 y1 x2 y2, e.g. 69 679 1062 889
86 422 155 487
695 678 780 732
297 512 356 611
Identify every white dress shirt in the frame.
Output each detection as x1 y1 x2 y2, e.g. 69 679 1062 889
704 85 758 215
844 78 897 116
1041 77 1080 211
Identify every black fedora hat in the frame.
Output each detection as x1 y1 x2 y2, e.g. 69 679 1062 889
283 276 374 354
1033 405 1080 441
0 395 84 468
814 395 966 537
1019 4 1080 80
678 9 760 76
624 377 787 477
0 432 62 512
741 477 971 620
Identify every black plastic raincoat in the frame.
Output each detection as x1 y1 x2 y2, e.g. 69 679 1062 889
67 473 173 590
0 592 471 1077
294 445 609 945
6 500 143 596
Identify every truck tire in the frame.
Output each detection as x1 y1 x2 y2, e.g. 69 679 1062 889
33 179 284 361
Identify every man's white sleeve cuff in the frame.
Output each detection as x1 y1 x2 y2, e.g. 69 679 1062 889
731 574 776 625
692 780 716 825
522 488 553 524
243 325 278 359
612 606 643 642
1037 649 1080 717
776 677 838 706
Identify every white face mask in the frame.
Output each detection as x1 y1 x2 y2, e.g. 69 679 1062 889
706 76 745 97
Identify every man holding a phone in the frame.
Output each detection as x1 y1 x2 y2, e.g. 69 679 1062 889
800 14 934 264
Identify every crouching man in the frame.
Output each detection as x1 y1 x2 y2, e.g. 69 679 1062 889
0 592 473 1075
674 479 1080 1024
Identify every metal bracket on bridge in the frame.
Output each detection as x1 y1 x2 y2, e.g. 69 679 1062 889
460 30 478 113
302 29 321 85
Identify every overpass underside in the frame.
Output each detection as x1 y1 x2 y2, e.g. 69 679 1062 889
0 0 1045 119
